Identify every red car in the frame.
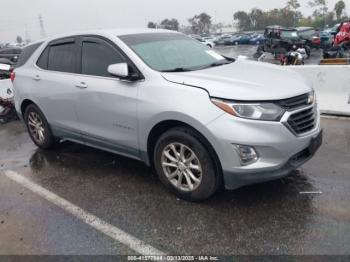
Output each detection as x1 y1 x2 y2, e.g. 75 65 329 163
334 21 350 46
312 36 321 47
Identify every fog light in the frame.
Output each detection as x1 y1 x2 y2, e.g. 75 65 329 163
233 145 259 166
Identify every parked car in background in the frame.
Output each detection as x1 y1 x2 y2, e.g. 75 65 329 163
261 25 311 58
296 27 318 48
0 59 16 123
214 34 233 45
311 35 321 49
320 30 333 47
13 29 322 201
0 47 22 63
236 34 251 45
189 34 215 48
320 24 340 48
249 34 266 45
323 21 350 58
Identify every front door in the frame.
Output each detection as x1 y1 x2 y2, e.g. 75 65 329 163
74 36 140 158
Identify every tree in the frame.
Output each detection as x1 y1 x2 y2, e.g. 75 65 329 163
188 13 212 34
249 8 264 29
334 0 346 21
286 0 301 26
308 0 329 17
286 0 301 10
308 0 330 26
233 11 250 31
16 35 23 44
147 22 157 28
160 19 179 31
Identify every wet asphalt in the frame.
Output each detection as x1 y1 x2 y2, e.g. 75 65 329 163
0 117 349 255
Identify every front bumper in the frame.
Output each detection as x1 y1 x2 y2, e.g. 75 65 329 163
206 107 322 190
223 130 322 189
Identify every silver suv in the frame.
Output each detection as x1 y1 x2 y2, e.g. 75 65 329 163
13 29 322 201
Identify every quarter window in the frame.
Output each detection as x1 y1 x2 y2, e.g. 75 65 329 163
82 41 125 77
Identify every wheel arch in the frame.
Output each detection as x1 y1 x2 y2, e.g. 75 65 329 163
145 119 223 182
20 99 36 117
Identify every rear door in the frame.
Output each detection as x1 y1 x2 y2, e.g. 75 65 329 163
34 38 81 139
74 36 140 158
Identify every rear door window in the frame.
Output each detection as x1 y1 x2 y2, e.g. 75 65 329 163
47 39 77 73
81 38 125 77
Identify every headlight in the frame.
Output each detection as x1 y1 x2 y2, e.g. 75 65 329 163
211 98 285 121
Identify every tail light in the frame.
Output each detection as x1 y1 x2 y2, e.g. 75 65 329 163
10 71 15 82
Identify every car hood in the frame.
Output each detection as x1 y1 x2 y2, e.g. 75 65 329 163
161 58 311 101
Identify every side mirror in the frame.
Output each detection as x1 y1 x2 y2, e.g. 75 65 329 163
108 63 129 78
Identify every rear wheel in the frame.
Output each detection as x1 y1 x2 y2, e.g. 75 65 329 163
24 104 57 149
154 127 220 201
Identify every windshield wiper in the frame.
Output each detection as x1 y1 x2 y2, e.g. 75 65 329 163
161 67 192 73
198 61 232 70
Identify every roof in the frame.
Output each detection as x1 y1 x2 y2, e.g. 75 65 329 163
22 28 181 49
36 28 178 43
265 25 296 31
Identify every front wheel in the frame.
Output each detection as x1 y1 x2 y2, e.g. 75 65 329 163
24 104 57 149
154 127 220 201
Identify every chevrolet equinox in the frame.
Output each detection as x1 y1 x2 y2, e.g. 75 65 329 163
13 29 322 201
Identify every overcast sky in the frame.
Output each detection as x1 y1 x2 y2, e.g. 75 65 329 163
0 0 348 42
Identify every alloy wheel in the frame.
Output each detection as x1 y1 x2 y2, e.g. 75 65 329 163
27 111 45 144
161 143 202 192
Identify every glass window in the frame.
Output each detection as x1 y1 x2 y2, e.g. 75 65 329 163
82 41 125 77
17 42 42 68
120 33 230 72
281 31 299 38
37 47 49 69
47 42 76 73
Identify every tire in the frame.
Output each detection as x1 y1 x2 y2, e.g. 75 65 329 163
24 104 57 149
154 127 220 201
305 46 311 59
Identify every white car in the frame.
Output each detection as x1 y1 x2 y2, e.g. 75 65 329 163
189 35 216 48
0 63 14 104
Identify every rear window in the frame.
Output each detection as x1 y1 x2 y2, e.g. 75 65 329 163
298 29 316 38
37 39 77 73
16 42 43 68
48 42 76 73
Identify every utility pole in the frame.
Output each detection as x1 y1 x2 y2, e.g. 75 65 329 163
38 14 46 38
25 24 31 43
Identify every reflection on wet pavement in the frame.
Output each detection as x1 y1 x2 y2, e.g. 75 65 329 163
0 118 349 255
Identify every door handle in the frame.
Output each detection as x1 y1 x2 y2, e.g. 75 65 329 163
33 75 41 81
75 82 88 89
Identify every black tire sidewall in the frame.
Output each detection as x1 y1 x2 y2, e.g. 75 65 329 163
24 104 56 149
154 127 217 201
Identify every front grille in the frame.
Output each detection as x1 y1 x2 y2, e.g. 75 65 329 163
277 93 310 110
287 107 316 135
